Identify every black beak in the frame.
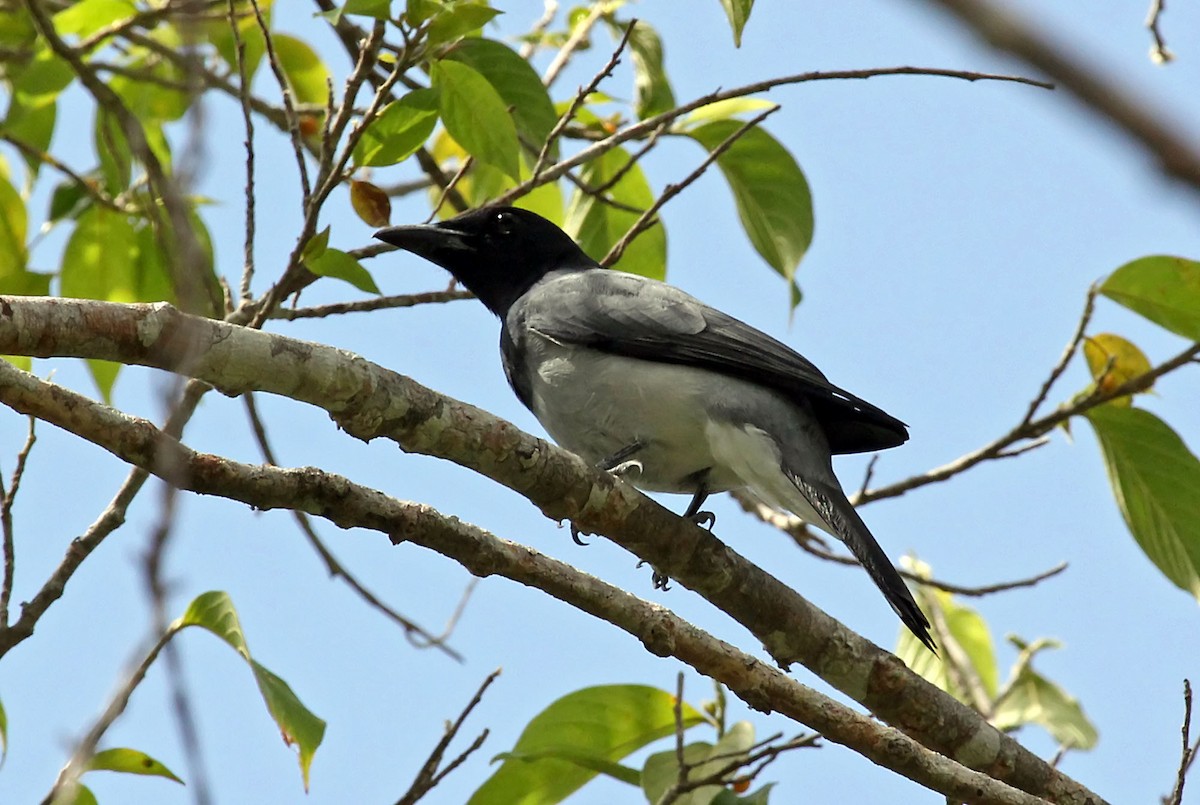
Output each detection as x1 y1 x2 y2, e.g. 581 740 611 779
374 223 472 256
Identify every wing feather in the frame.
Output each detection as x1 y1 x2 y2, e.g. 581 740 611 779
513 270 907 454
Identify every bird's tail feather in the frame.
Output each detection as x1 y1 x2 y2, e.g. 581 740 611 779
791 475 936 653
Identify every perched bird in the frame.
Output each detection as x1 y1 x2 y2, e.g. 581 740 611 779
375 206 934 651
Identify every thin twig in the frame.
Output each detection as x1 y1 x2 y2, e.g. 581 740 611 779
601 106 779 267
497 65 1051 208
0 416 36 627
924 0 1200 192
541 1 606 87
860 338 1200 505
0 133 130 214
227 0 258 302
248 0 311 200
270 290 474 319
532 20 636 178
1019 284 1098 427
1145 0 1173 63
47 627 176 803
241 393 463 660
394 669 500 805
519 0 559 59
1165 679 1198 805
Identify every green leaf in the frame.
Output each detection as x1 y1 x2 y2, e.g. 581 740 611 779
53 0 135 37
444 38 557 156
899 558 998 701
643 721 755 805
308 248 381 294
718 0 755 47
48 178 92 223
468 685 705 805
273 34 331 106
174 591 326 790
685 120 812 305
614 20 675 119
67 783 99 805
61 207 139 303
4 93 58 176
108 43 189 123
672 98 777 132
210 16 267 80
565 145 665 280
426 2 501 46
95 108 131 195
87 748 184 784
249 659 327 791
0 173 28 280
1100 255 1200 341
342 0 392 19
14 47 74 97
431 59 521 180
406 0 442 25
87 359 120 403
1081 333 1153 406
1085 406 1200 599
0 695 7 768
713 783 776 804
353 88 439 167
993 638 1098 750
301 225 331 262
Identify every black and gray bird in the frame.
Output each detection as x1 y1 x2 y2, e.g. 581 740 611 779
375 206 934 652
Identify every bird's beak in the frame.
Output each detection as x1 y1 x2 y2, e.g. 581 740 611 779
374 223 473 256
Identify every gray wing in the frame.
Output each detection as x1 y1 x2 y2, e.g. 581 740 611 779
508 270 907 454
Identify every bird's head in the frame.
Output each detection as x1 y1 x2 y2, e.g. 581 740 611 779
375 206 597 316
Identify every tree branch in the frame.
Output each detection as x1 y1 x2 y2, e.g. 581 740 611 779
0 357 1075 805
917 0 1200 193
0 296 1107 804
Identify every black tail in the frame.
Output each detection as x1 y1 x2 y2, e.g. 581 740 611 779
795 477 936 653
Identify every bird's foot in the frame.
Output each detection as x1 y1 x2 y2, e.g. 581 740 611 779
569 522 590 546
637 559 671 591
607 458 643 479
688 510 716 530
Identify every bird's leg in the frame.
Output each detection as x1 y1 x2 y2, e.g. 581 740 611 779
681 479 715 530
596 439 645 478
637 559 672 591
571 440 647 545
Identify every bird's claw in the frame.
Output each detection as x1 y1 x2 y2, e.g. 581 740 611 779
637 559 672 591
688 510 716 530
569 522 590 546
607 458 643 479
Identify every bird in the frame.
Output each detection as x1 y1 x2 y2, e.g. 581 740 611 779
375 205 935 652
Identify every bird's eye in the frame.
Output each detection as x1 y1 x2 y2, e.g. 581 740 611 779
494 210 515 234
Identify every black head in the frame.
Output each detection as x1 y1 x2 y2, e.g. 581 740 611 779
375 206 598 316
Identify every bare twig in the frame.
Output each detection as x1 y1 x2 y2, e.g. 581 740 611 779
541 1 606 87
47 627 176 803
519 0 559 59
532 20 636 178
1145 0 1173 64
270 290 474 320
227 0 258 302
860 338 1200 505
0 416 36 626
394 669 499 805
922 0 1200 192
733 492 1068 596
1019 284 1098 428
248 0 311 200
0 133 130 214
1165 679 1198 805
497 65 1051 207
242 392 463 660
601 106 779 267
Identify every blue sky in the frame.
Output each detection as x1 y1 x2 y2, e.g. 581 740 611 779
3 1 1200 803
